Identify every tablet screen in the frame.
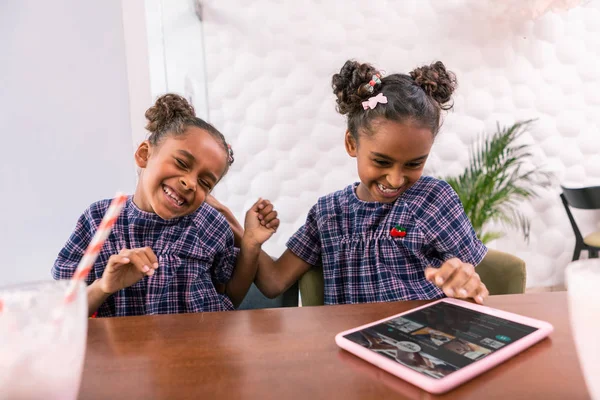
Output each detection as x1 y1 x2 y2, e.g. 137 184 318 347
343 302 538 379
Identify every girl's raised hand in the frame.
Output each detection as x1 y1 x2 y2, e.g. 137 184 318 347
243 198 280 246
424 258 489 304
98 247 159 295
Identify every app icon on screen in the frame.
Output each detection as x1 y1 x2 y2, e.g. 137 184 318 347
495 335 511 342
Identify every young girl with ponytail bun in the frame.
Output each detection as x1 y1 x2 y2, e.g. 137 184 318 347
254 60 489 305
53 94 280 317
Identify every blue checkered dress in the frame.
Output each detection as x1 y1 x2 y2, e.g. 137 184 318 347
52 196 238 317
287 176 488 305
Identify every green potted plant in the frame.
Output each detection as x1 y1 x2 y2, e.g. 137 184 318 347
440 120 553 244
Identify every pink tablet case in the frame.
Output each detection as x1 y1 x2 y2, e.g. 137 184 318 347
335 298 554 394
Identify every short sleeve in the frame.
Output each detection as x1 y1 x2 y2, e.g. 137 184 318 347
421 182 488 267
52 208 96 285
210 228 239 284
286 203 322 267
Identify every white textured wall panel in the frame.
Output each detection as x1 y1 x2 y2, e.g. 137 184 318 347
171 0 600 288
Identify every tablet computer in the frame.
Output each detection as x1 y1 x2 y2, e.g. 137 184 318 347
335 298 553 394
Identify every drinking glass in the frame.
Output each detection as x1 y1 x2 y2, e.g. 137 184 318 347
566 259 600 400
0 280 87 400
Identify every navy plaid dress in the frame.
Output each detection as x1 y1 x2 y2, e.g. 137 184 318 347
287 176 487 305
52 196 238 317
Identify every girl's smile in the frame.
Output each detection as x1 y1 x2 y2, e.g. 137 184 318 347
162 184 187 208
375 182 404 198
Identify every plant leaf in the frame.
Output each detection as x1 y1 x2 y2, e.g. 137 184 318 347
440 119 553 244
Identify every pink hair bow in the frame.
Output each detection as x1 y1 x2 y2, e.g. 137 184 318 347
362 93 388 110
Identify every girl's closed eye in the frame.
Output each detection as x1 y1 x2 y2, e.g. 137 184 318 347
373 159 391 167
406 161 424 169
175 158 188 169
198 178 212 189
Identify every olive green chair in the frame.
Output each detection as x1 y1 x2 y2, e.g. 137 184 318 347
298 249 526 306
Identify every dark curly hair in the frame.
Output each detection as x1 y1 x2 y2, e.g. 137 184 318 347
332 60 457 141
145 93 234 168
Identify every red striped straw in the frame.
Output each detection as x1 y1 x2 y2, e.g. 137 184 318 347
64 192 128 303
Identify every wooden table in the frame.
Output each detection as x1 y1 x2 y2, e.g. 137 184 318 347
80 292 589 399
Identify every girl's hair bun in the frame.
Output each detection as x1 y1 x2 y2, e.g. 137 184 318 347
332 60 382 115
409 61 457 110
145 93 196 134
